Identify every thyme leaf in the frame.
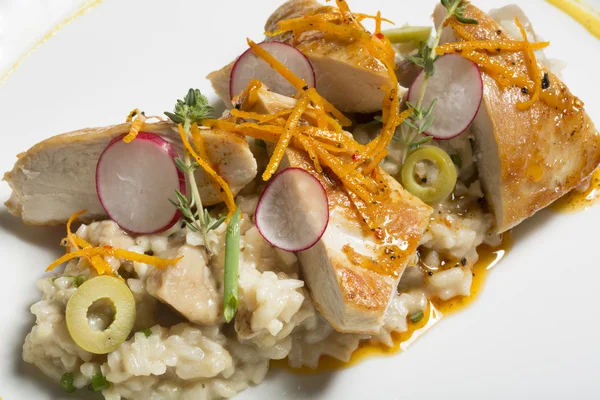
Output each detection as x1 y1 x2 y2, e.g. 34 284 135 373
165 89 214 127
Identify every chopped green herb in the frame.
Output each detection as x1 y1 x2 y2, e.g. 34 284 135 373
74 275 86 288
409 310 425 323
450 154 462 168
223 207 241 323
140 328 152 338
89 373 110 392
255 139 267 148
60 372 76 393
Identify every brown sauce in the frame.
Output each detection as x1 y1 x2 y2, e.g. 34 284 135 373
552 168 600 212
271 233 512 375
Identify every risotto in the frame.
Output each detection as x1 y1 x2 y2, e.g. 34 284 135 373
22 129 502 399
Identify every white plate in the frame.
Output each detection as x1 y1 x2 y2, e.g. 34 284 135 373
0 1 599 399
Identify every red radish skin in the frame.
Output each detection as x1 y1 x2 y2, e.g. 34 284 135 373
96 132 185 235
255 168 329 252
229 41 316 100
407 54 483 140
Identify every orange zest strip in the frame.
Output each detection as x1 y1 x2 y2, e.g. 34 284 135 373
363 148 388 175
297 124 353 142
178 124 236 217
436 39 549 55
123 109 147 143
231 79 263 109
125 109 139 123
335 0 351 14
47 248 182 272
514 18 541 110
447 15 558 111
230 109 291 124
263 96 310 181
63 210 114 276
203 119 283 142
354 13 394 25
190 123 210 163
375 11 382 35
295 134 323 173
247 39 307 90
304 88 351 126
66 210 87 250
460 50 532 88
311 141 374 203
246 39 351 126
307 104 329 130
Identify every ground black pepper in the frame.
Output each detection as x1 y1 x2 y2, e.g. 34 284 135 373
541 72 550 89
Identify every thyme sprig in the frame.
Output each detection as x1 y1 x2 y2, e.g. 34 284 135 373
396 0 477 162
165 89 215 245
168 189 224 234
166 89 241 322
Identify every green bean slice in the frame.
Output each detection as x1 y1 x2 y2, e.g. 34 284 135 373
66 276 136 354
401 145 457 204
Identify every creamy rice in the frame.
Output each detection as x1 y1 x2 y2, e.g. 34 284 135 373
23 127 501 399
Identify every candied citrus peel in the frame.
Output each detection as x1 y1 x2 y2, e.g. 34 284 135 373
436 39 549 55
444 16 557 111
199 0 419 212
47 248 182 272
514 18 542 110
263 95 310 181
123 109 147 143
50 211 182 274
201 1 418 221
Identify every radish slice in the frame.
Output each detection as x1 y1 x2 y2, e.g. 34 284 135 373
255 168 329 252
96 132 185 234
230 41 315 99
407 53 483 140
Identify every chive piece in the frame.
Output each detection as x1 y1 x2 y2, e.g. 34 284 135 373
223 207 241 323
90 373 110 392
450 154 462 168
74 275 86 288
409 310 425 323
60 372 76 393
140 328 152 338
255 139 267 149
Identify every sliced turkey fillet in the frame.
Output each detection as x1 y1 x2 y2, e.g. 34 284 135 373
208 0 402 113
252 87 432 334
434 3 600 232
146 244 221 325
4 121 257 226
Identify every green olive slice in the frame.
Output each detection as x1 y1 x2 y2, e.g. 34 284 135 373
66 276 136 354
401 145 458 204
383 26 432 45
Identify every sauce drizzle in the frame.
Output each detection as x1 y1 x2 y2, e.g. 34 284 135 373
272 234 512 374
546 0 600 39
552 168 600 212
